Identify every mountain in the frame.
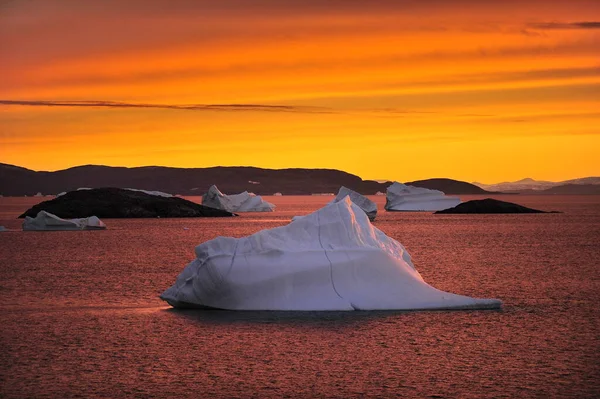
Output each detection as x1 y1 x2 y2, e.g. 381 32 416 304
0 163 388 196
404 178 492 195
473 177 600 192
538 184 600 195
0 163 499 196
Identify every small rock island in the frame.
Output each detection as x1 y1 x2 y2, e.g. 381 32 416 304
19 188 236 218
435 198 554 214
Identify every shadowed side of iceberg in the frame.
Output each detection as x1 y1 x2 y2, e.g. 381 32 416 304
385 182 461 212
161 197 501 311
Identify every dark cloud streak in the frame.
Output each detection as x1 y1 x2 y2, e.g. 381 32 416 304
529 21 600 30
0 100 332 113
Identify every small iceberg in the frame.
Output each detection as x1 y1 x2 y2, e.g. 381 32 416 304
202 185 275 212
161 197 501 311
385 182 461 212
0 226 7 232
23 211 106 231
331 186 377 221
57 187 172 198
124 188 173 198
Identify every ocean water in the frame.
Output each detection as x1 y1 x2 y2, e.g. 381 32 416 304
0 195 598 398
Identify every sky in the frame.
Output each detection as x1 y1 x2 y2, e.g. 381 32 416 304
0 0 599 183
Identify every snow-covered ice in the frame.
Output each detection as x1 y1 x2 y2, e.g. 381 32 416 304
385 182 461 212
124 188 173 198
202 185 275 212
161 197 501 311
57 187 172 198
331 186 377 221
23 211 107 231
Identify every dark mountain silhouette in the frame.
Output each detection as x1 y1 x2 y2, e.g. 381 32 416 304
404 178 492 194
19 188 235 218
522 184 600 195
0 163 497 196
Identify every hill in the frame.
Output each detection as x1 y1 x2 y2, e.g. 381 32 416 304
0 163 387 196
474 176 600 192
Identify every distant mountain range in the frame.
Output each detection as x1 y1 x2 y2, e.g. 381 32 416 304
0 163 491 196
473 177 600 192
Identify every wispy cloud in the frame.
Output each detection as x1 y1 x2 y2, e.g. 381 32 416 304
0 100 331 113
528 21 600 30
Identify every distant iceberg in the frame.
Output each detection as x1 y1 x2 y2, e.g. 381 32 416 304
23 211 106 231
161 197 500 311
56 188 91 197
385 182 461 212
202 185 275 212
57 187 172 198
331 186 377 221
124 188 173 198
0 226 7 232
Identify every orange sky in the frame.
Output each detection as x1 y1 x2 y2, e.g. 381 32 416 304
1 0 599 183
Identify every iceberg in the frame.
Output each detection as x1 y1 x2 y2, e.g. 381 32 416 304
161 197 500 311
57 187 172 198
385 182 461 212
124 188 173 198
202 185 275 212
23 211 106 231
0 226 7 232
331 186 377 221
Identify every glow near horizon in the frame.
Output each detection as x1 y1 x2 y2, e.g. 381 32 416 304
0 0 599 183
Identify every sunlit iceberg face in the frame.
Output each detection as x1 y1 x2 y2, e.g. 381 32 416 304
385 182 461 212
161 197 501 311
331 186 377 221
202 185 275 212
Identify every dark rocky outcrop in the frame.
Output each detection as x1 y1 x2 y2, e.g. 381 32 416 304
18 188 235 218
435 198 555 214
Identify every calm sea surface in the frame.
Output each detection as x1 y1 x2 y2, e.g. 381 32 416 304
1 195 598 398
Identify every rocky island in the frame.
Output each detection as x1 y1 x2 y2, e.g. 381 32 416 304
435 198 555 214
19 188 236 218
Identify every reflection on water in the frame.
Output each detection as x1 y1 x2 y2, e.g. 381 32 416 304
0 195 599 398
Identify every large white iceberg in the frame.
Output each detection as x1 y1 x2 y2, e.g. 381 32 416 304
385 182 461 212
23 211 106 231
331 186 377 221
202 185 275 212
161 197 500 311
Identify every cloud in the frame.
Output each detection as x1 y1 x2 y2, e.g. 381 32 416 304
528 21 600 30
0 100 331 113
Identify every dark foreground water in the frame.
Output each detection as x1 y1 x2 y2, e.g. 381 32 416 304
1 195 599 398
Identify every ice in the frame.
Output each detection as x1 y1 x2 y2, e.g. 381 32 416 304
202 185 275 212
23 211 106 231
0 226 7 232
124 188 173 198
161 197 501 311
57 187 172 198
56 188 91 197
331 186 377 221
385 182 461 212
